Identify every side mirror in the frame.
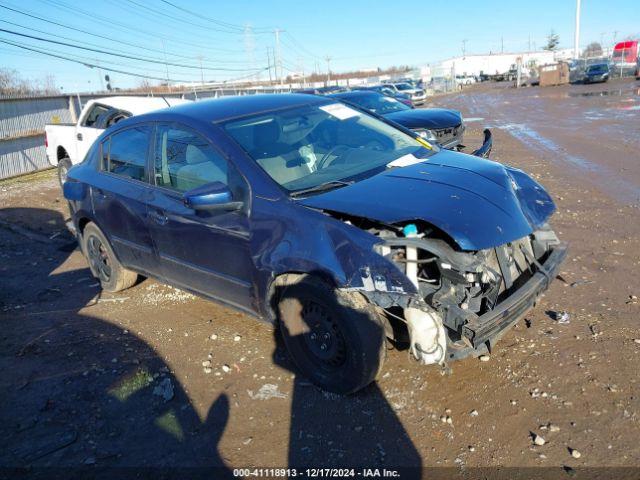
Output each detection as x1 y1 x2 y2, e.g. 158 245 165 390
183 181 243 212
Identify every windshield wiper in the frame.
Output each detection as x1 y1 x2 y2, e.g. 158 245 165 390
289 180 354 198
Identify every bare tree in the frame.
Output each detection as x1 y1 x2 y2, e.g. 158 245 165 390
0 68 59 96
582 42 603 58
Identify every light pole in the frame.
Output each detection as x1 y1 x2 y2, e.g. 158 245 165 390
574 0 581 59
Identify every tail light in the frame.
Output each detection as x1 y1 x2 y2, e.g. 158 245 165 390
44 131 48 148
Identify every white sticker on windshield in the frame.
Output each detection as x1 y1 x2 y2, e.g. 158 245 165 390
386 154 425 168
319 103 360 120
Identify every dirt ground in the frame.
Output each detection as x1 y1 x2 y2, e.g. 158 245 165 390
1 79 639 478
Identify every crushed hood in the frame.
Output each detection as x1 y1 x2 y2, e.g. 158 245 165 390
384 108 462 129
299 149 556 251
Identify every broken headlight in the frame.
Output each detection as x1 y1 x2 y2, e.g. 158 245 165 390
414 128 437 142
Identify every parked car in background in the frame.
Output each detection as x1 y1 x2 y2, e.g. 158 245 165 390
46 96 190 185
611 40 639 76
382 82 427 105
329 90 492 157
356 85 414 107
63 94 565 394
583 63 610 84
455 75 476 86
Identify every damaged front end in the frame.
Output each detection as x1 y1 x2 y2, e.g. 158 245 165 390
352 220 567 365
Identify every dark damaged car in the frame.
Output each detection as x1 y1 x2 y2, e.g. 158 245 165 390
63 94 567 394
330 90 492 157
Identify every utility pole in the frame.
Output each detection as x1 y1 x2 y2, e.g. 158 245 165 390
244 24 257 81
462 39 467 57
528 34 532 52
160 38 170 90
325 55 331 84
197 55 204 85
274 28 284 86
501 36 504 54
96 59 104 91
574 0 581 59
266 47 273 85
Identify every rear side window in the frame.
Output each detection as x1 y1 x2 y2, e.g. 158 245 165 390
102 126 151 182
82 104 110 127
153 125 229 193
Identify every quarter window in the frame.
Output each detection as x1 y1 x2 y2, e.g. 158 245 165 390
103 126 150 182
153 125 229 193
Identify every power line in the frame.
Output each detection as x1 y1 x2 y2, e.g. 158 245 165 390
158 0 273 33
32 0 247 54
0 18 255 66
0 2 242 58
0 28 265 72
0 37 270 84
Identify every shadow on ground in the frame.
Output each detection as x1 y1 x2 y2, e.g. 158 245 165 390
1 207 423 477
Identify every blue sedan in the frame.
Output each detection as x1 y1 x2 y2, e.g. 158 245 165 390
64 94 567 393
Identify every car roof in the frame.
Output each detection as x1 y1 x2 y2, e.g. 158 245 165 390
86 96 190 114
149 93 331 123
328 90 381 100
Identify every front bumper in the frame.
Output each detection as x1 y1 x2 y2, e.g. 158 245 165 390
460 242 568 350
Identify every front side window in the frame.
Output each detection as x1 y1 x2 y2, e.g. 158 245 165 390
153 125 230 193
223 102 434 193
103 125 150 181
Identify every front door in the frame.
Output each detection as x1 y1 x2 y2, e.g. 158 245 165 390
91 125 156 274
145 124 255 313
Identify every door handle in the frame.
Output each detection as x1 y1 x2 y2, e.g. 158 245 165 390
149 210 168 226
93 187 107 200
77 133 83 141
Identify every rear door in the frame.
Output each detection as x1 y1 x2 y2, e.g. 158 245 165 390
91 124 156 274
144 123 255 312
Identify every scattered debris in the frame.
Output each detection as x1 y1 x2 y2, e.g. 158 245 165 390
202 360 211 367
203 367 212 374
210 333 218 340
549 424 560 432
470 410 479 417
152 378 174 402
532 433 546 446
221 364 231 373
569 448 581 459
479 355 490 362
234 335 242 342
247 384 288 400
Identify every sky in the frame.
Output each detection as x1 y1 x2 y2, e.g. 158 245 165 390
0 0 638 92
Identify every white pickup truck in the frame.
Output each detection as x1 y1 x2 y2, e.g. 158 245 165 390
46 96 190 185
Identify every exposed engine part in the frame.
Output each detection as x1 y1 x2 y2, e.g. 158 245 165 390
404 306 447 365
366 220 561 354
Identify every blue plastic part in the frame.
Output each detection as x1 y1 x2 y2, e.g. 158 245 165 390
403 224 418 237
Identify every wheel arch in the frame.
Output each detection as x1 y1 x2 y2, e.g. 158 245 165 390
56 146 69 163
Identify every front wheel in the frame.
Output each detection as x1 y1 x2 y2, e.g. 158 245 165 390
81 222 138 292
57 157 72 187
276 275 386 394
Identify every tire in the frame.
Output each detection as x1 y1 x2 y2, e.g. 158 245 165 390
275 275 386 394
57 157 72 187
81 222 138 293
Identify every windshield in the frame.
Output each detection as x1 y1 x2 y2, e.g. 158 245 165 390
395 83 413 91
344 94 409 114
223 102 434 194
587 65 608 73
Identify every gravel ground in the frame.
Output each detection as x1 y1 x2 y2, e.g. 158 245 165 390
0 80 639 478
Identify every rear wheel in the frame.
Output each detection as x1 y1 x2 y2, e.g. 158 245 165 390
275 275 386 394
57 157 72 187
81 222 137 292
